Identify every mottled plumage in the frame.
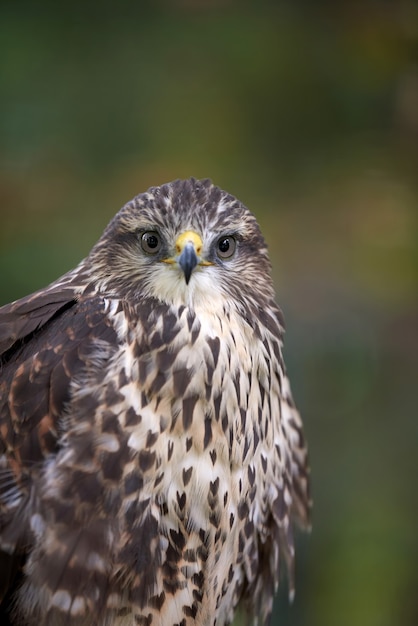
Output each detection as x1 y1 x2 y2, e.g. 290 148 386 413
0 178 310 626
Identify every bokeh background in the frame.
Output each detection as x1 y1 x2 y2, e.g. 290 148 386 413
1 2 417 625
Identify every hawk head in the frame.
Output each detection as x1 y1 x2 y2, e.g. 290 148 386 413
87 178 276 311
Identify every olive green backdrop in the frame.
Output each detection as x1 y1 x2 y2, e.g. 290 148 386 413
1 2 417 625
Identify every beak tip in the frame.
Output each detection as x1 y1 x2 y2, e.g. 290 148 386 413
183 266 193 284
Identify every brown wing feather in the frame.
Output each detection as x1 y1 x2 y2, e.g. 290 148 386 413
0 287 80 357
0 282 79 460
0 282 118 617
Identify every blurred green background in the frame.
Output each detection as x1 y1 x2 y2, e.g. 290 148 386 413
1 1 417 625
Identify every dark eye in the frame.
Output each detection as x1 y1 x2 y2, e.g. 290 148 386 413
216 236 236 259
141 231 162 254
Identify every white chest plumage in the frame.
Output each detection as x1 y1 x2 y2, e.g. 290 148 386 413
92 300 284 626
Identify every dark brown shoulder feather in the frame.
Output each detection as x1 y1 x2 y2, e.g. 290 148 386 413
0 285 78 357
0 288 118 462
0 284 119 614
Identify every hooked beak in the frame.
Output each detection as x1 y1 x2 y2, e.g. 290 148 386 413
162 230 213 284
178 242 198 284
176 231 202 285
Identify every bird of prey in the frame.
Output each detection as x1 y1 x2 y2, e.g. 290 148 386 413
0 178 310 626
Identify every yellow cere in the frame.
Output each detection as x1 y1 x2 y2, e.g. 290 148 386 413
162 230 214 266
175 230 203 255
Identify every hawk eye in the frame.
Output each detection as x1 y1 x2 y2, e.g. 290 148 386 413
141 231 162 255
216 236 236 260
